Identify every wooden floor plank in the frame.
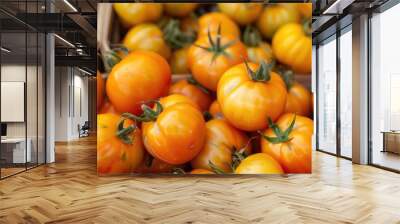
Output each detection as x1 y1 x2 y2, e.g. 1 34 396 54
0 136 399 223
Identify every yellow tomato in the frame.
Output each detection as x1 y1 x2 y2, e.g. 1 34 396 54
191 119 252 173
217 62 287 131
170 47 189 74
257 4 300 39
217 3 263 25
298 3 312 18
164 3 198 17
272 22 312 74
235 153 284 174
114 3 163 28
123 23 171 59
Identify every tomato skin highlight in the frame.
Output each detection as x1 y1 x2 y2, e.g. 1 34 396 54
169 79 213 112
114 3 163 28
235 153 284 174
106 51 171 115
97 113 145 174
260 113 313 173
191 119 252 173
141 94 206 165
272 23 312 74
217 62 287 131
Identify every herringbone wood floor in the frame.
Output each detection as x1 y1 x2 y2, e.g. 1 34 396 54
0 136 400 224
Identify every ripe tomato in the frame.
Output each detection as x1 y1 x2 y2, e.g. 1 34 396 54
97 72 104 110
170 47 190 74
209 100 224 119
272 22 312 74
234 153 283 174
243 26 275 65
106 51 171 115
123 24 171 59
260 113 313 173
164 3 198 18
97 113 144 174
125 94 206 165
181 15 198 34
190 169 213 174
278 70 312 116
169 77 213 112
297 3 312 18
191 119 252 173
114 3 163 28
99 99 119 114
198 12 240 38
188 31 247 91
135 154 177 173
217 3 263 26
217 62 287 131
257 4 300 39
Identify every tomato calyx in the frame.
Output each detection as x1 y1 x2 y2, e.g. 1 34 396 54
115 118 137 145
276 67 295 89
187 76 210 95
194 25 236 62
231 147 248 171
259 115 297 144
245 60 273 82
172 167 186 175
162 18 196 50
208 161 227 174
122 101 164 122
243 25 262 47
102 45 129 73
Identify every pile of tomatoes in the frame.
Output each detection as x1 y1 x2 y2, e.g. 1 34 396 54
97 3 314 175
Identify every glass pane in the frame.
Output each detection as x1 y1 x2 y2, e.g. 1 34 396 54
371 4 400 171
339 29 352 158
1 31 27 177
38 33 45 165
27 31 38 169
317 37 337 154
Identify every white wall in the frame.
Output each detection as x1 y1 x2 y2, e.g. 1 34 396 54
54 67 89 141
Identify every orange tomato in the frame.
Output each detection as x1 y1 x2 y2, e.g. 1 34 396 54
97 72 104 110
217 3 263 25
197 12 240 38
169 78 213 112
272 22 312 74
190 169 213 174
242 26 275 65
181 15 198 34
188 32 247 91
106 51 171 115
260 113 313 173
123 24 171 59
191 119 252 173
164 3 198 17
209 100 224 119
234 153 284 174
135 154 177 173
278 70 312 116
217 62 287 131
297 3 312 18
257 4 300 39
126 94 206 165
114 3 163 28
170 47 190 74
99 99 119 114
97 113 144 174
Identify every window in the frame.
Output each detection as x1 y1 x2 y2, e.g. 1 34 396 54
317 36 337 154
370 3 400 171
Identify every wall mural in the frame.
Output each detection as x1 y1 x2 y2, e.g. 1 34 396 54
97 3 313 175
